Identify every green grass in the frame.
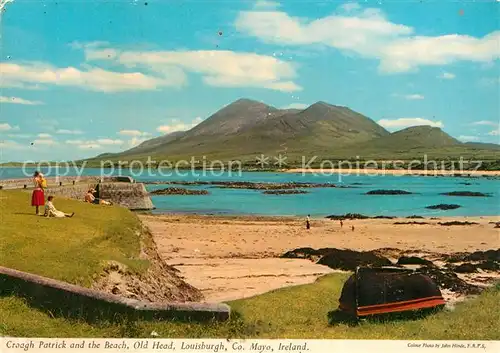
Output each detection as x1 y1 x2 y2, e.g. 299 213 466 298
1 275 499 339
1 190 499 339
0 190 147 287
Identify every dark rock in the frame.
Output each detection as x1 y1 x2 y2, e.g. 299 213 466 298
326 213 369 220
441 191 491 197
426 204 461 210
445 249 499 263
326 213 395 220
366 189 414 195
262 190 309 195
316 249 392 271
477 260 500 271
394 221 429 225
453 263 478 273
397 256 434 266
416 267 481 295
150 188 209 196
438 221 479 226
406 215 425 219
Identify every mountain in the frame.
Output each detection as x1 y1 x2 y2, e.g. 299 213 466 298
355 126 461 150
89 98 500 163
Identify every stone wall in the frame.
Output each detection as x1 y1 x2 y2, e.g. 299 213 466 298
0 266 230 323
98 183 155 211
2 176 155 211
0 176 134 190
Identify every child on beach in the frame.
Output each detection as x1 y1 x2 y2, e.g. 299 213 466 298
306 214 311 230
44 196 74 218
31 171 45 215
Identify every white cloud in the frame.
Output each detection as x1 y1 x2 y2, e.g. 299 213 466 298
0 96 44 105
0 123 20 131
118 129 151 137
281 103 309 110
439 72 456 80
157 117 204 134
128 137 148 148
235 7 500 73
79 143 102 150
378 117 444 129
7 133 32 139
0 62 184 92
83 44 301 92
56 129 84 135
37 133 52 138
471 120 499 127
0 140 29 150
339 3 361 12
488 128 500 136
65 140 85 145
96 139 123 145
32 139 57 145
459 135 480 142
393 93 425 100
254 0 281 9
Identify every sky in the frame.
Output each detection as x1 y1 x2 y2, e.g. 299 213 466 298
0 0 499 162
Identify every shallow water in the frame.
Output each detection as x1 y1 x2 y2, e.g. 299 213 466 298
1 167 499 217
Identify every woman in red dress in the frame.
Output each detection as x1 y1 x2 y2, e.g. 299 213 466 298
32 171 45 215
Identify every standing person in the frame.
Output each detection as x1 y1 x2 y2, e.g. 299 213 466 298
340 220 344 228
31 171 45 215
306 214 311 230
44 196 74 218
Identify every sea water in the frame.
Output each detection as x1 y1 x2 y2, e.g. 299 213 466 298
1 167 499 217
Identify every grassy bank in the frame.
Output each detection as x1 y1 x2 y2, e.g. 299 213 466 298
0 190 147 287
1 190 499 339
1 275 499 339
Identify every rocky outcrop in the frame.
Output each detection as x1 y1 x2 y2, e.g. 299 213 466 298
441 191 491 197
438 221 479 226
150 188 209 196
326 213 394 220
397 256 434 266
366 189 414 195
262 190 308 195
394 221 429 225
314 249 392 271
145 180 336 190
426 204 461 210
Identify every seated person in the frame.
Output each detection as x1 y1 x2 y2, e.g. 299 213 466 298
44 196 74 218
85 188 112 205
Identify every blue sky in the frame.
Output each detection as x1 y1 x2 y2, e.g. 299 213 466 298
0 0 499 162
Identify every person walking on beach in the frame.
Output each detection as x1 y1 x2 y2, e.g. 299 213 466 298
44 196 74 218
306 214 311 230
340 220 344 228
31 171 46 215
351 225 355 232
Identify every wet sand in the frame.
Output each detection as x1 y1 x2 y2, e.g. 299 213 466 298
141 214 500 302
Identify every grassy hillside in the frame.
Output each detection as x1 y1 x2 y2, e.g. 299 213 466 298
2 273 499 339
1 190 499 338
0 190 147 286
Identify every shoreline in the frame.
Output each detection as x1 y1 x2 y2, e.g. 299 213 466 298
2 166 500 177
142 213 499 303
284 168 500 176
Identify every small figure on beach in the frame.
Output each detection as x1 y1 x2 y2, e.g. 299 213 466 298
306 214 311 230
44 196 74 218
351 225 355 232
31 171 46 215
340 220 344 228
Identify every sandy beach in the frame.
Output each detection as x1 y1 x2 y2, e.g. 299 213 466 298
284 168 500 176
142 214 500 303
